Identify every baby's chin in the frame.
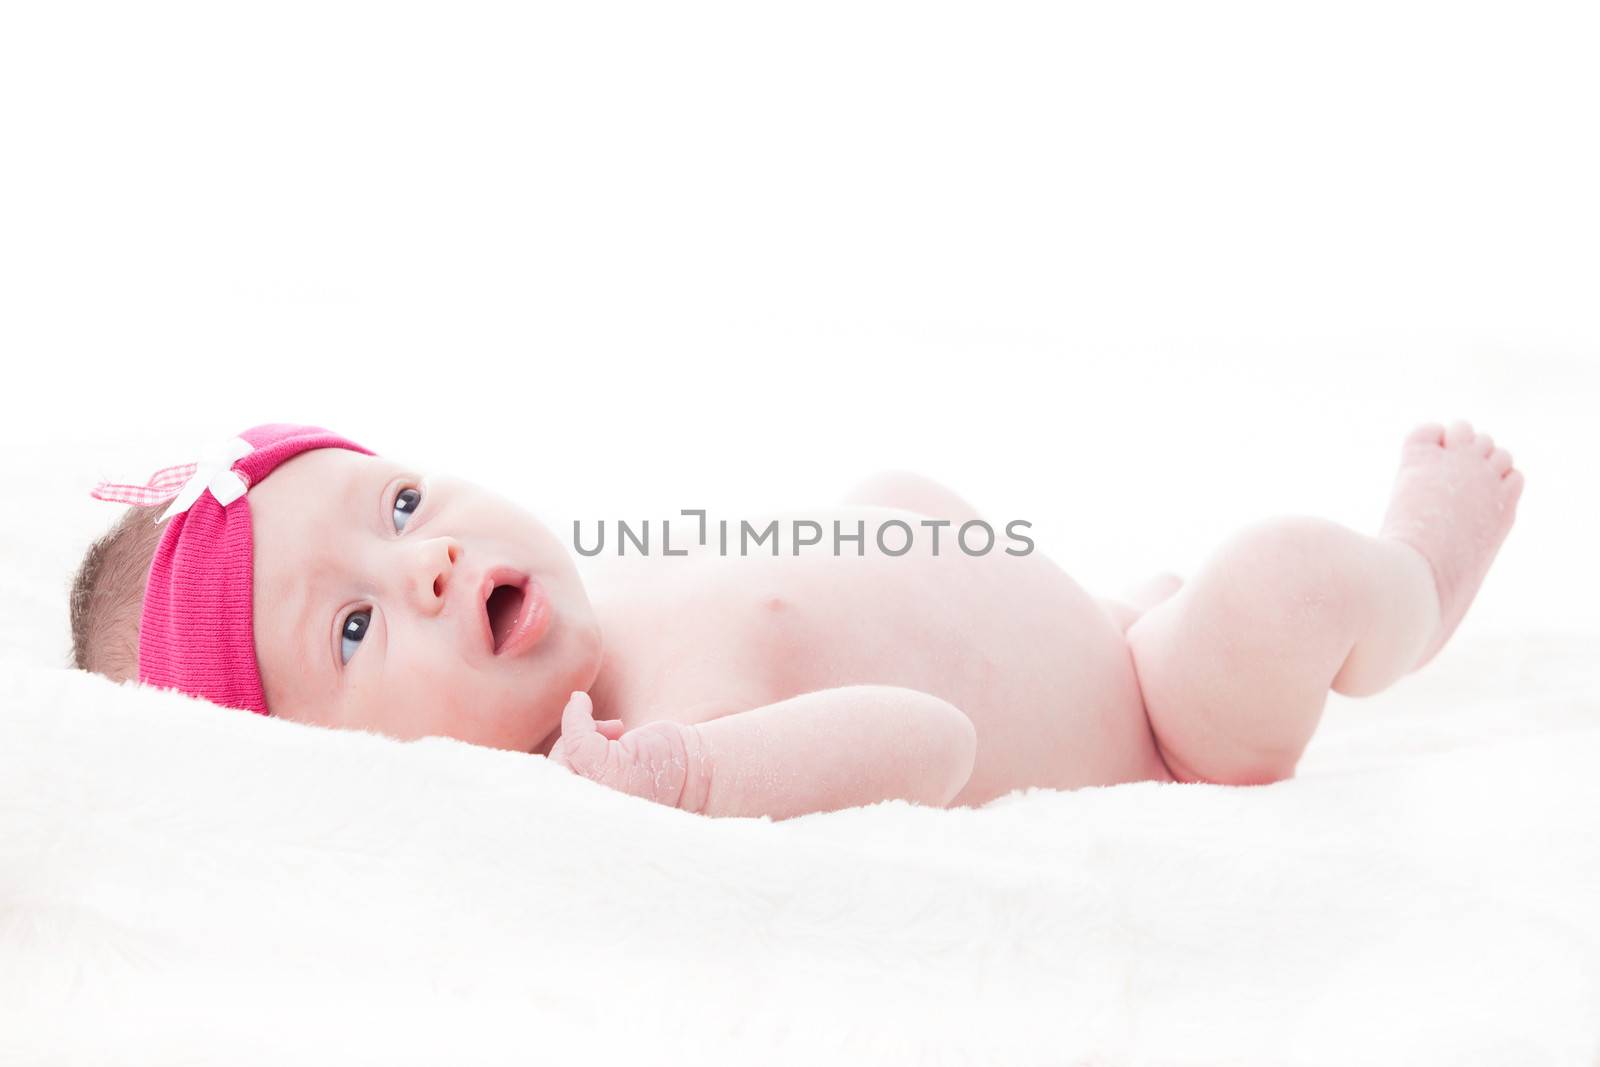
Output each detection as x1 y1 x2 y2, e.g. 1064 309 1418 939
521 619 603 755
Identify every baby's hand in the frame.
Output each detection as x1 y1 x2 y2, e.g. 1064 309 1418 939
546 692 703 810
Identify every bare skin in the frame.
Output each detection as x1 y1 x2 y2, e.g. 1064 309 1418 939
249 420 1522 818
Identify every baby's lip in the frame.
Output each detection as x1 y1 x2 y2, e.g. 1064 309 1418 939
478 567 550 657
479 568 527 656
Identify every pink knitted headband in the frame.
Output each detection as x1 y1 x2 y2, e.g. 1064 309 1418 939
91 424 374 715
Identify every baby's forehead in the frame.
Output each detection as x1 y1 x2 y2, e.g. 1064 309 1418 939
251 449 407 573
262 449 405 506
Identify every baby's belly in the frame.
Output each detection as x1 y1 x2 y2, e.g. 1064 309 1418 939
780 545 1175 805
588 512 1173 806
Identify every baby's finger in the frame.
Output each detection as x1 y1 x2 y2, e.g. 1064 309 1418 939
595 719 626 741
561 691 596 736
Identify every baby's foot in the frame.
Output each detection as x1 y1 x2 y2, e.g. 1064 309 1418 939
1379 420 1524 670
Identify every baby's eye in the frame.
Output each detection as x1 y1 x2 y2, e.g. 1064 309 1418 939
393 487 422 532
340 609 371 664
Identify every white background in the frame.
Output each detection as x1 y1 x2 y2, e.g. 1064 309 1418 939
3 0 1597 652
2 11 1598 1061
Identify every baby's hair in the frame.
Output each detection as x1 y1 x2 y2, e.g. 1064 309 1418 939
69 506 164 682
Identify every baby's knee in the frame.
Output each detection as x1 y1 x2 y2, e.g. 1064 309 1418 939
1206 516 1364 616
1226 515 1355 567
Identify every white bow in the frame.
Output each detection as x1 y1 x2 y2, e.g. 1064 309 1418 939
158 437 255 523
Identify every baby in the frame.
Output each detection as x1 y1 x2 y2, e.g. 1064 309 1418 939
71 421 1523 820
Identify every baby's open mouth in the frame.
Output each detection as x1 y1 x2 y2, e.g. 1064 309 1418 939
485 581 528 654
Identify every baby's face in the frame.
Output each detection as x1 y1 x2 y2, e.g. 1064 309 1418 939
249 448 601 753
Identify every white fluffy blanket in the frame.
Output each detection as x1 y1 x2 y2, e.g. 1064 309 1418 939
5 445 1599 1065
3 630 1598 1065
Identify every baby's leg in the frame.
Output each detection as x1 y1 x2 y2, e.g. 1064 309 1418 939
1125 421 1523 785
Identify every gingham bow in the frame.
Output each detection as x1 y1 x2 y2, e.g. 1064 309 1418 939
90 437 255 522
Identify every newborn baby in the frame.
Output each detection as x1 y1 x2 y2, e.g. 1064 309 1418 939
71 421 1523 820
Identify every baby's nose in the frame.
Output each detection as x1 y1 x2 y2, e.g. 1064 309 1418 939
409 537 461 612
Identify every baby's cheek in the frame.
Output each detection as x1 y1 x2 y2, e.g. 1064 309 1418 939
369 658 483 743
429 668 506 740
438 663 544 751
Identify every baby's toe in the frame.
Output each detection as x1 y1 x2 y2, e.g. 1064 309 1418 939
1474 431 1495 457
1405 422 1446 448
1443 419 1476 448
1488 446 1514 475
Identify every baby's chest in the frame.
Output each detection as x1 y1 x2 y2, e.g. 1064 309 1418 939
590 556 947 727
595 587 827 727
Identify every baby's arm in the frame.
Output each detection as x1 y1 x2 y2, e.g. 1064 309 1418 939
548 687 977 820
